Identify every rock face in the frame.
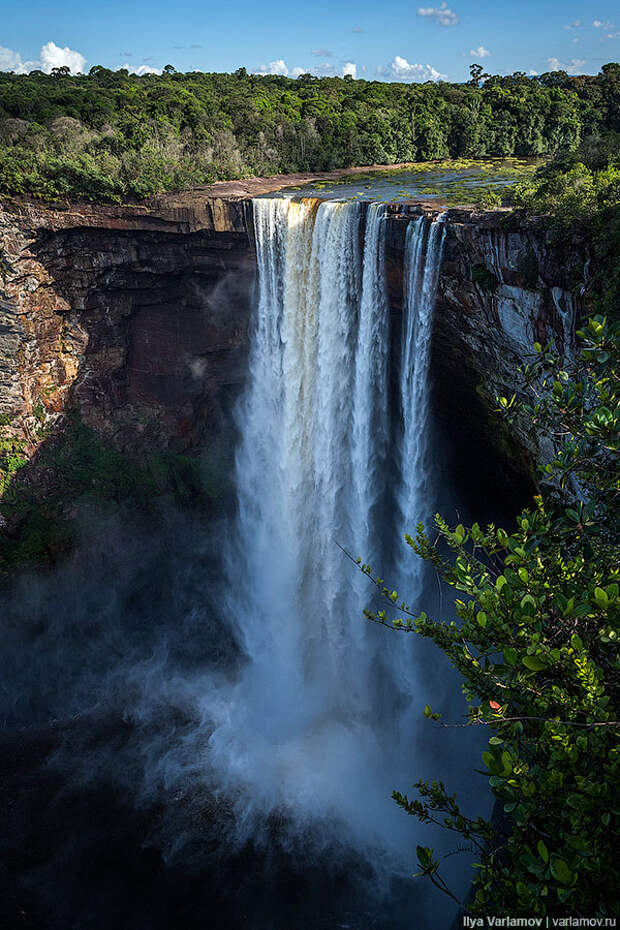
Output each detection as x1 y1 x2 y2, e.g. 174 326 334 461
0 189 588 512
384 205 588 491
0 197 254 459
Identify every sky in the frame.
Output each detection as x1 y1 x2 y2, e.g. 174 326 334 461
1 0 619 82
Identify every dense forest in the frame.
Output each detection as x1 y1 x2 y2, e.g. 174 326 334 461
0 62 619 201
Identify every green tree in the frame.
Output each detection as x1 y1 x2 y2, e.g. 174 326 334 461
357 316 620 916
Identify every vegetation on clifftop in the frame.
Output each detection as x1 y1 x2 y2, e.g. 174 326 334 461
0 62 618 201
512 134 620 315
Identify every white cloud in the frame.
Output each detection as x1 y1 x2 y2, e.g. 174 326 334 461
0 46 25 72
417 3 459 27
39 41 86 73
529 69 538 75
565 20 582 29
0 40 86 74
311 48 333 57
547 56 587 74
565 58 586 73
121 62 161 75
378 56 447 81
469 45 491 57
352 26 364 33
257 59 289 75
342 61 357 77
593 19 620 37
288 64 328 77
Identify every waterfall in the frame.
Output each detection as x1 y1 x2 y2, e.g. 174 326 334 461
210 199 446 862
396 215 446 592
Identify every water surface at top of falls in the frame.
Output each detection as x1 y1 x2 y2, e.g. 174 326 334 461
261 156 541 205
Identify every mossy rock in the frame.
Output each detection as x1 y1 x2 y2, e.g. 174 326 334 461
472 263 498 292
0 416 233 579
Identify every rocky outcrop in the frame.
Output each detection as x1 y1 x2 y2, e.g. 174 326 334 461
384 205 589 490
0 196 254 460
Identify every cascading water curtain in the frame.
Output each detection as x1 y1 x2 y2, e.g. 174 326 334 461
210 199 446 864
396 214 446 594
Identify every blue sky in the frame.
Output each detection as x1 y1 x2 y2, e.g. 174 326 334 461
1 0 619 82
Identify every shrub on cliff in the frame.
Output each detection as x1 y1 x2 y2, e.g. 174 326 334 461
357 316 620 915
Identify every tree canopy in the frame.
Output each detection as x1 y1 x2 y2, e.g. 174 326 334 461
0 63 618 201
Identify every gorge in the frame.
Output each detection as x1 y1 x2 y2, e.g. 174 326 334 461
0 182 587 928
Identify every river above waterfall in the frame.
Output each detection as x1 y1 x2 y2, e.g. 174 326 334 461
267 157 541 205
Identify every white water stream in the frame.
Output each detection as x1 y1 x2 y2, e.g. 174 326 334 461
208 198 447 862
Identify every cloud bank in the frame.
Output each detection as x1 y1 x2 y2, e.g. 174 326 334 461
120 62 162 75
0 41 86 74
547 56 587 74
256 59 358 79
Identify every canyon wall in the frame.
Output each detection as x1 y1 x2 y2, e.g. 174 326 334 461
0 189 589 542
0 196 253 456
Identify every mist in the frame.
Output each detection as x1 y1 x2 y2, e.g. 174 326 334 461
0 198 498 930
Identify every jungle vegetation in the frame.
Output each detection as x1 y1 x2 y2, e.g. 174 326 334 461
0 62 618 202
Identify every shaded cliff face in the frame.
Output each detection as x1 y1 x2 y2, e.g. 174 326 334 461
384 206 588 498
0 198 253 459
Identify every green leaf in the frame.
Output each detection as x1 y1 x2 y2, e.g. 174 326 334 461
594 587 609 609
570 633 583 651
522 654 546 671
550 857 573 885
503 647 518 666
416 845 432 869
566 836 590 851
537 840 549 863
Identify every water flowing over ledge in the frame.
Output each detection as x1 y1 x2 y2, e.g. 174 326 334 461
202 197 449 863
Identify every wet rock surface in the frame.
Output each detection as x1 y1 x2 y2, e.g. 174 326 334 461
384 205 588 490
